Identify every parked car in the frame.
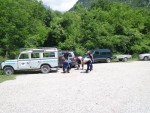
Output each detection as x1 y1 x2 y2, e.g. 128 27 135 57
139 53 150 61
114 54 132 62
58 50 77 67
1 47 59 75
83 49 112 63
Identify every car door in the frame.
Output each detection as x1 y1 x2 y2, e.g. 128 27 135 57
100 52 107 59
93 50 100 63
30 52 41 69
43 51 58 67
18 53 31 69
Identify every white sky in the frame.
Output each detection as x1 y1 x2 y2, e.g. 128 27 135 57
40 0 78 12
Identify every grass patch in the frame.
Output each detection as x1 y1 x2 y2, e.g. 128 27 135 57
0 70 16 83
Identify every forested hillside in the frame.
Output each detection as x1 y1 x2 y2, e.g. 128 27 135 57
76 0 150 8
0 0 51 58
0 0 150 59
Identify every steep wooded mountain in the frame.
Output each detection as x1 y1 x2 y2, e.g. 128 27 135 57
0 0 150 59
75 0 150 8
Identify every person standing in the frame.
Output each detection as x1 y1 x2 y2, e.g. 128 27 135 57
63 50 72 71
87 51 93 70
63 50 69 60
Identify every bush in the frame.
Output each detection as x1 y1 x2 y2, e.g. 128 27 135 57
75 46 86 56
0 56 5 62
0 70 3 75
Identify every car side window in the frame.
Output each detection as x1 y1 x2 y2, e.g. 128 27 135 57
43 52 55 58
31 53 40 59
107 52 111 55
19 53 29 59
95 51 99 55
101 52 106 55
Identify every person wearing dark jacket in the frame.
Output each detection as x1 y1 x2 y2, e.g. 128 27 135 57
63 50 72 70
63 50 69 60
87 51 93 70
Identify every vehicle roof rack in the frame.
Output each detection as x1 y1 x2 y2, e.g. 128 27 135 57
20 47 58 52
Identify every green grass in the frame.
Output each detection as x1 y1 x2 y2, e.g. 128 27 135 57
0 70 16 83
0 57 16 83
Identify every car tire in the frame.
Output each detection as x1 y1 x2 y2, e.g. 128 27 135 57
106 58 111 63
144 56 148 61
41 65 51 73
123 57 128 62
3 67 14 75
119 59 123 61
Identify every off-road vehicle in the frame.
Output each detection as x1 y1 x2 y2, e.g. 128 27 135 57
1 47 58 75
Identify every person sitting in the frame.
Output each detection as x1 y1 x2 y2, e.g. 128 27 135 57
76 56 83 70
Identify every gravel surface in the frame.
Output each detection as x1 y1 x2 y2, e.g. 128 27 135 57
0 61 150 113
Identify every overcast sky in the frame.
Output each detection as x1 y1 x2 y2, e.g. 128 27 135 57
40 0 78 12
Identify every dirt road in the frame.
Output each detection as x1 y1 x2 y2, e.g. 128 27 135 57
0 61 150 113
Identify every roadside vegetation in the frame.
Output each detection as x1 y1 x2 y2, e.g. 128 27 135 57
0 70 16 83
0 57 16 83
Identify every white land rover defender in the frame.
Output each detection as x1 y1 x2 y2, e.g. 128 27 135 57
1 48 58 75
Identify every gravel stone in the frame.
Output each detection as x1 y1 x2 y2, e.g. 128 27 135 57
0 61 150 113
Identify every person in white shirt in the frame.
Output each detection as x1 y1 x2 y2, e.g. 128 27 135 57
82 57 92 73
76 56 83 70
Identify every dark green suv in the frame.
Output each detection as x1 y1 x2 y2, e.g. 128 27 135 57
83 49 112 63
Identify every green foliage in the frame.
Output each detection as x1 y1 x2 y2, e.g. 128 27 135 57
76 0 150 9
0 0 150 58
61 0 150 54
0 66 16 83
0 0 50 58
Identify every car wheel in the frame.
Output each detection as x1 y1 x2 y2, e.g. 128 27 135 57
106 58 111 63
123 57 128 62
41 65 51 73
144 56 148 61
3 67 14 75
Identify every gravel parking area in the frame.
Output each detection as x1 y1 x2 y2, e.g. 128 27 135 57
0 61 150 113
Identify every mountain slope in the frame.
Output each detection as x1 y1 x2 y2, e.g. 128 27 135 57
75 0 150 9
